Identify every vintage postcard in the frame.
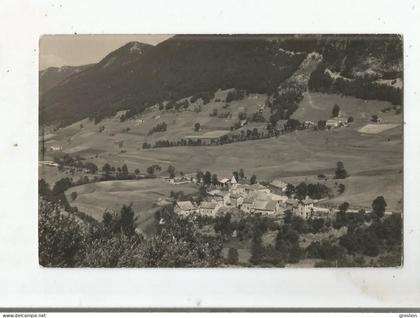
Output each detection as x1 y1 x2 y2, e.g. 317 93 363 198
38 34 403 268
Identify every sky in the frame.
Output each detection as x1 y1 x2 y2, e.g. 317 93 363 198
39 34 172 70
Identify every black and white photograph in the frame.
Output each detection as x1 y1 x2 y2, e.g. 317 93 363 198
38 34 403 268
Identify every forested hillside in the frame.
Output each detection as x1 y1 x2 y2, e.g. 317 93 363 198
40 35 403 127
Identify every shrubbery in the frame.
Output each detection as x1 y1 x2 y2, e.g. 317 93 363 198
190 91 215 105
309 63 402 105
39 200 224 267
225 89 246 103
148 122 167 135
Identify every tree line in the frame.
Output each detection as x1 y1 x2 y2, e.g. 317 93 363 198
142 118 311 150
309 63 402 105
54 154 99 174
39 199 223 267
148 122 167 135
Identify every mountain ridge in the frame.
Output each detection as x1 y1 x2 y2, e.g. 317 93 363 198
39 35 403 127
39 64 94 95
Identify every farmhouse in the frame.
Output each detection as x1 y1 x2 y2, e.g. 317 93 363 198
198 201 218 216
296 196 314 219
303 120 316 129
50 145 62 151
326 116 348 129
253 200 279 216
182 173 197 182
326 118 340 129
169 176 190 184
174 201 196 216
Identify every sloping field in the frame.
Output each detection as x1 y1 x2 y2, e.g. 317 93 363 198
278 169 402 212
83 123 402 187
65 179 198 232
44 93 402 213
293 92 402 125
42 89 270 160
324 173 402 211
358 123 401 134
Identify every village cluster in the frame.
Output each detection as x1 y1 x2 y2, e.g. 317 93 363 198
173 176 333 221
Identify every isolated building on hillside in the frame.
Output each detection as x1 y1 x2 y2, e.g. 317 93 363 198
326 117 349 129
312 206 334 219
183 173 198 183
174 201 196 217
326 118 340 129
169 176 190 184
303 121 316 129
231 183 269 197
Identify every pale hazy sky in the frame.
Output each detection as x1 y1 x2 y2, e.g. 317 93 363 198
39 34 172 70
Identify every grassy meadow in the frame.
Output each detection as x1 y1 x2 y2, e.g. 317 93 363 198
42 92 403 216
64 178 198 235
